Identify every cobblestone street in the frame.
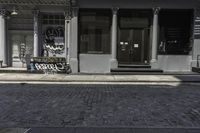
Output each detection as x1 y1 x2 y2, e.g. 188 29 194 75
0 83 200 128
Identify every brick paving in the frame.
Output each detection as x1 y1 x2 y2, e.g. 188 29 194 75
0 83 200 128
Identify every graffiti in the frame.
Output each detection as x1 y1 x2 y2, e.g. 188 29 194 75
43 27 65 55
32 57 66 63
34 63 65 72
27 57 68 73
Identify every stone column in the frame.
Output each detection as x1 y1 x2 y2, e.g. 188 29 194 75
64 9 72 65
192 8 200 68
110 8 118 69
0 9 7 66
33 10 39 57
151 7 160 68
70 7 79 73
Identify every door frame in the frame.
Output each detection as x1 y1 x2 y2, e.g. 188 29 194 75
117 27 150 65
117 9 152 65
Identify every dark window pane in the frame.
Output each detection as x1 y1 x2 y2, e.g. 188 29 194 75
43 20 48 24
60 15 65 19
49 15 54 19
61 20 65 25
55 15 59 19
49 19 54 24
43 15 48 19
158 9 193 55
79 9 111 54
95 29 102 52
42 14 65 26
55 20 59 25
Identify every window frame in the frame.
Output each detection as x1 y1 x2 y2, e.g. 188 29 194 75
158 9 193 55
78 9 112 54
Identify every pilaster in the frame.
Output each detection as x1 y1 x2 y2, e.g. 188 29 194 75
70 7 79 73
151 7 160 68
110 7 119 69
0 9 8 66
33 9 40 57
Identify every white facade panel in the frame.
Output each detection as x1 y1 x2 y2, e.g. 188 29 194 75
79 54 111 73
158 55 192 72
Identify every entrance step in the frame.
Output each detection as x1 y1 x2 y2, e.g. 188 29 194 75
118 64 151 68
192 67 200 73
111 68 163 73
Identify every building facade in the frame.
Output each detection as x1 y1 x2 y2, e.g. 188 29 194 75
0 0 200 73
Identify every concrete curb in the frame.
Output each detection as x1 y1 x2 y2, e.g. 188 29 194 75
0 73 200 83
26 127 200 133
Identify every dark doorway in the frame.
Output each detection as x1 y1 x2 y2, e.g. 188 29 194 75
118 28 149 64
118 10 151 65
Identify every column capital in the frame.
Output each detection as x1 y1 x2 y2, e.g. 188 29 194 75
71 0 77 6
64 0 72 21
64 8 72 20
153 7 160 15
0 9 6 16
112 7 119 15
0 9 10 18
32 9 40 17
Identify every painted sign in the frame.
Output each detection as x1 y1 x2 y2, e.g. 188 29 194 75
27 57 68 73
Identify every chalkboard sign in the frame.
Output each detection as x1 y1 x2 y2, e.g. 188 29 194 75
194 9 200 39
27 57 69 73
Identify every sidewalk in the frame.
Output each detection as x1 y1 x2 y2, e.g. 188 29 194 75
0 67 200 82
0 73 200 82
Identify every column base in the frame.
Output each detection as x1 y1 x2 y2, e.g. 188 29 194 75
191 60 198 68
70 58 78 73
0 60 8 68
2 64 8 68
150 59 159 69
110 58 118 69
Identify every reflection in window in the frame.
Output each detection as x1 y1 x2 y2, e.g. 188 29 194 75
79 10 111 54
158 10 193 55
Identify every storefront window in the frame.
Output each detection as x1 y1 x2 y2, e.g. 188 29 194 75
158 9 193 55
79 9 112 54
42 14 64 25
42 14 65 57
